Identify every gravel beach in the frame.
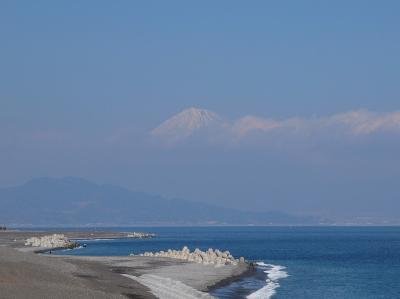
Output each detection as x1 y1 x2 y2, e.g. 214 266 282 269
0 231 251 299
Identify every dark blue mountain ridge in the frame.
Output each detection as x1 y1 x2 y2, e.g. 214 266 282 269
0 177 319 226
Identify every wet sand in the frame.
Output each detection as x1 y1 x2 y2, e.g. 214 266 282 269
0 230 252 299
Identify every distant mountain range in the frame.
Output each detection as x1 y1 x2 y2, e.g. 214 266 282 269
0 177 319 226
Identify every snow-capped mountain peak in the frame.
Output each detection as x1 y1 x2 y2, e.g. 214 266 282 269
151 107 222 140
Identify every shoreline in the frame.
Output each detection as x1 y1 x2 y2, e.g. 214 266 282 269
0 230 252 298
206 262 256 292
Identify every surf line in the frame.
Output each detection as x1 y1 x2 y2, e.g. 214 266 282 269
246 262 289 299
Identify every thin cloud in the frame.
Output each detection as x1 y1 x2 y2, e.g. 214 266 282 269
151 108 400 146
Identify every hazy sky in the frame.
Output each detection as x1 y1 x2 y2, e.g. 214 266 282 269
1 1 400 220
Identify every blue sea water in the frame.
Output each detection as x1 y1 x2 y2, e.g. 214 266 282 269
53 226 400 298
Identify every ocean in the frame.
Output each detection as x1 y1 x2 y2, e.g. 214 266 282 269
53 226 400 298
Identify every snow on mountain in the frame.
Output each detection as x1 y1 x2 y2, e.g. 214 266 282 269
151 107 223 141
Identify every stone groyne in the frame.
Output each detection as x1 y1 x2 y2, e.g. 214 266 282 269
25 234 79 249
132 246 246 266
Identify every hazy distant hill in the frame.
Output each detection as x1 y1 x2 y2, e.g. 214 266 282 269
0 177 317 226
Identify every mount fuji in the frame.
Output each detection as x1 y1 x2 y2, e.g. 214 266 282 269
151 107 224 142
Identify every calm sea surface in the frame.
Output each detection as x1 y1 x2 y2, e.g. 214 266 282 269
50 226 400 298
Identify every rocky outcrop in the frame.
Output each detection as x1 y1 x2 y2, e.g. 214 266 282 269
132 246 246 266
25 234 79 249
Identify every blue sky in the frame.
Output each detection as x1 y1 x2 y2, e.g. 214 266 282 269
1 1 400 221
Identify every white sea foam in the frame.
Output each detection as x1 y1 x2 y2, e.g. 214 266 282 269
246 262 288 299
60 245 84 251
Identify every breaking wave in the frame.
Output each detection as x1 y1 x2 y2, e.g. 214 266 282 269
246 262 288 299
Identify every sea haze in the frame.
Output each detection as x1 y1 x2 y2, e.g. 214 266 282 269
0 177 317 226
